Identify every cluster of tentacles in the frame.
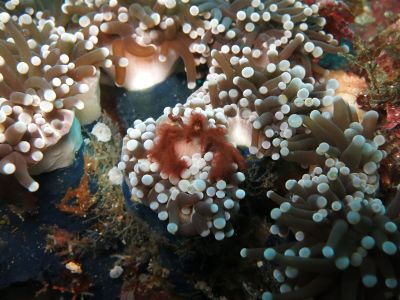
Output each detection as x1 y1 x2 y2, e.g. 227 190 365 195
116 0 349 242
114 1 400 299
241 98 400 299
0 1 399 299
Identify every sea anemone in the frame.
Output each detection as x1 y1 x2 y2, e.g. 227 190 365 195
204 0 348 78
241 100 397 299
0 6 113 191
242 183 400 299
64 0 348 91
206 48 340 160
284 97 383 194
115 0 352 239
91 121 112 142
120 100 247 239
65 0 204 90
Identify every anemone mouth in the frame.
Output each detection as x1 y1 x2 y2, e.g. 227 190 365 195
227 116 253 149
174 138 202 160
103 45 179 91
118 49 179 91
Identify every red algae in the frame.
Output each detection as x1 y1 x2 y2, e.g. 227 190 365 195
58 155 96 216
319 0 354 40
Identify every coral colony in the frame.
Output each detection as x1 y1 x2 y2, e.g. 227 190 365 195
0 0 400 299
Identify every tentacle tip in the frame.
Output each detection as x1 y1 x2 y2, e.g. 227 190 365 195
167 223 178 234
28 181 39 192
262 291 273 300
